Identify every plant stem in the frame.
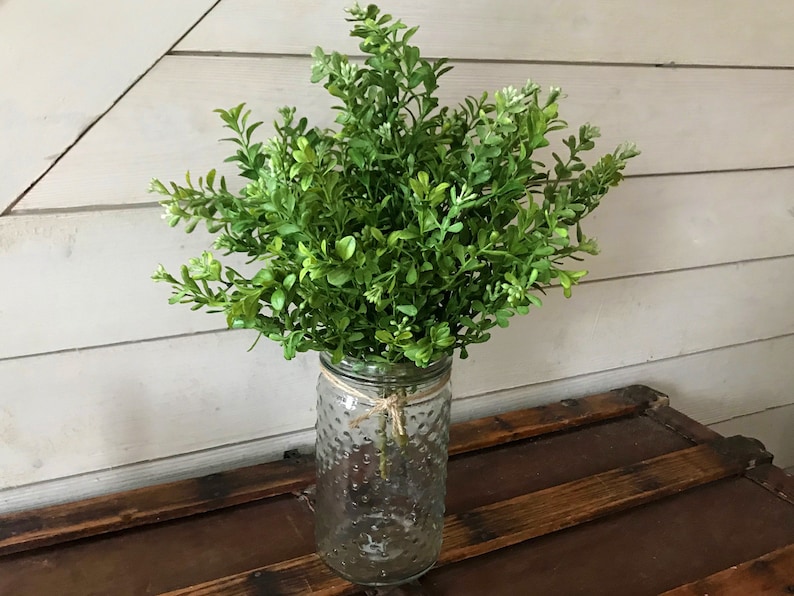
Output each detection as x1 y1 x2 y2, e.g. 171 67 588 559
378 411 389 480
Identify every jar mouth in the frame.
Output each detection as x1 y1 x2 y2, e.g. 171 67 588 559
319 353 452 386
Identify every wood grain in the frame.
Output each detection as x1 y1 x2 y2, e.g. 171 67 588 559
0 387 654 556
0 0 215 213
176 0 794 68
0 457 314 558
437 437 770 566
423 478 794 595
159 438 768 595
16 57 794 211
660 543 794 595
447 385 667 456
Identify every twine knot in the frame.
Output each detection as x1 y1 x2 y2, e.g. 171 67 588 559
350 391 408 439
319 366 451 442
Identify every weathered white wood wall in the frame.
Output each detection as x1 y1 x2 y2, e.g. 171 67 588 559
2 0 793 511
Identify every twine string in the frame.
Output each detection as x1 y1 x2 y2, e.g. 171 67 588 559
319 367 451 440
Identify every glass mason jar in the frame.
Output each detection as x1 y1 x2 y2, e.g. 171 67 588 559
315 353 453 586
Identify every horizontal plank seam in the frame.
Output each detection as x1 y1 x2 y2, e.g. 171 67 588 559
0 0 225 218
707 400 794 427
628 164 794 179
0 328 233 364
450 331 794 415
168 50 794 71
9 165 794 217
3 260 794 364
0 415 303 493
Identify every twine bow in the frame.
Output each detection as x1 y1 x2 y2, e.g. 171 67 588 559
319 367 451 442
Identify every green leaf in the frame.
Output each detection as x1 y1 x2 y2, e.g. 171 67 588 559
396 304 418 317
335 235 357 261
271 289 285 311
375 330 394 344
527 294 543 307
327 268 351 287
277 223 302 235
453 243 466 264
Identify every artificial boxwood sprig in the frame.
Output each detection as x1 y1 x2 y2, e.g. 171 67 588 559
152 3 638 367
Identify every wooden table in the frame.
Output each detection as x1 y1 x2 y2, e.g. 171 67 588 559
1 385 793 595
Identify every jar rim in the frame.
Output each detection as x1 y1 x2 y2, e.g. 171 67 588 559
319 353 452 387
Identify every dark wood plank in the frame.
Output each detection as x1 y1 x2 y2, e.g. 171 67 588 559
660 543 794 595
163 557 449 596
365 582 429 595
0 385 663 557
162 554 355 596
0 415 691 596
438 436 768 566
0 456 315 557
645 404 723 444
0 495 317 596
448 384 667 456
747 464 794 506
422 477 794 596
157 436 765 596
444 414 692 515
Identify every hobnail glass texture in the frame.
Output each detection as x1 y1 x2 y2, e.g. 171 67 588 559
315 354 453 586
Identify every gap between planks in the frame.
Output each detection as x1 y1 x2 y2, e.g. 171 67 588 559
0 386 663 557
167 50 794 73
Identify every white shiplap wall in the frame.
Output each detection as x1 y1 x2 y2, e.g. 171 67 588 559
1 0 793 512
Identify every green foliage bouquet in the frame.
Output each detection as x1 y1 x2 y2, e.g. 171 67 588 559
152 3 638 367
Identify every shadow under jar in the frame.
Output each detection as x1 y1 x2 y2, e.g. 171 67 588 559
315 353 453 586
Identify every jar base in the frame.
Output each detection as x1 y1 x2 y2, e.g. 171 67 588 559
319 554 436 587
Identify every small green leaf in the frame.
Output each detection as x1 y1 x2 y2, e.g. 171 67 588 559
271 289 285 311
252 268 275 286
375 330 394 343
327 268 351 287
335 235 357 261
277 223 302 235
527 294 543 307
396 304 418 317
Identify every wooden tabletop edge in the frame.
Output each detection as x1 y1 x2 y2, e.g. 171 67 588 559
658 542 794 595
745 463 794 506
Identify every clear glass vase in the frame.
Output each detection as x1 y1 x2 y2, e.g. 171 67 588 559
315 353 453 586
